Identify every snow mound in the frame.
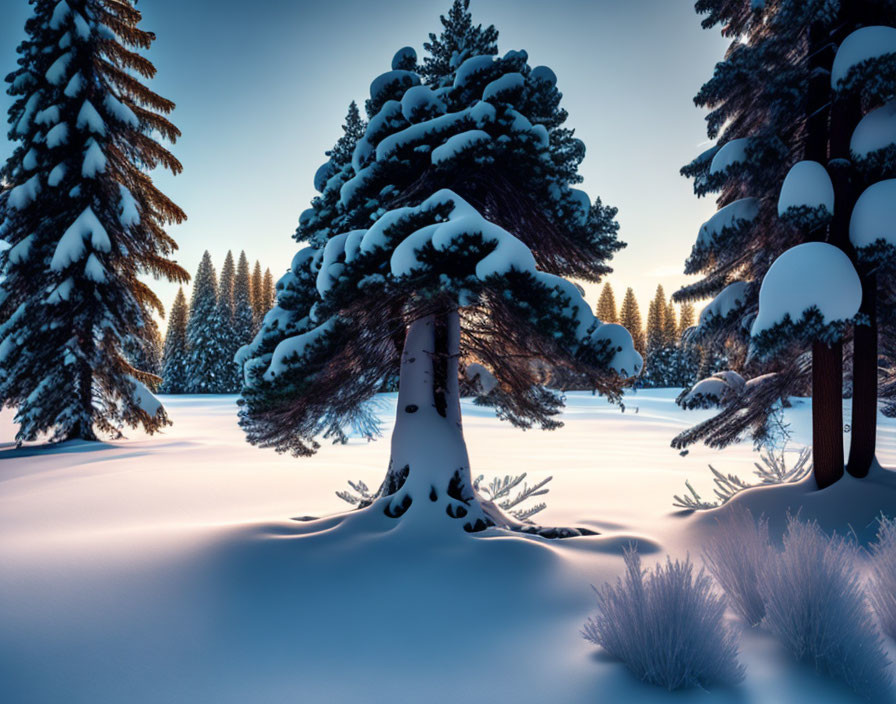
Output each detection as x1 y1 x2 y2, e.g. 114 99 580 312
400 84 445 123
851 100 896 160
849 179 896 249
679 371 745 409
7 175 40 211
698 198 759 245
391 46 416 71
313 162 334 193
81 140 107 178
265 318 336 381
76 100 106 135
46 122 69 148
530 65 556 85
831 26 896 89
50 207 111 271
709 137 751 175
698 281 748 328
588 324 642 378
369 69 419 102
751 242 861 336
430 129 491 165
454 54 495 88
482 72 524 101
777 161 833 223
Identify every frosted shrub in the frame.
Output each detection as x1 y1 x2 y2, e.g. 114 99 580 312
703 507 770 626
583 549 744 690
673 447 811 510
868 516 896 639
760 517 890 700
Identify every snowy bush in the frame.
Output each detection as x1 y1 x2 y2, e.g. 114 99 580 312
868 516 896 640
673 446 811 510
702 507 770 626
760 517 891 700
473 472 552 522
337 472 552 522
583 549 744 691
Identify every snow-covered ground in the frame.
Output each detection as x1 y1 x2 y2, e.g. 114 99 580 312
1 390 894 703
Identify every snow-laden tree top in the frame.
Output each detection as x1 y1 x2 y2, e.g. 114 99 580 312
239 35 635 456
777 160 834 228
751 243 861 355
850 179 896 265
831 26 896 93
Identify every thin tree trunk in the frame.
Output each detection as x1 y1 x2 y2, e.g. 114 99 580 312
847 274 877 477
806 21 843 489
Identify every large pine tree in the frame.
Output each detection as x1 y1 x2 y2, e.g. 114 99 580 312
674 0 896 488
238 3 637 534
0 0 187 442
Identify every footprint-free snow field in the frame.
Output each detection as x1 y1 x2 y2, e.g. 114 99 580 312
1 390 895 703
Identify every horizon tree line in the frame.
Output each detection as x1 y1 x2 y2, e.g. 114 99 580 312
159 249 275 394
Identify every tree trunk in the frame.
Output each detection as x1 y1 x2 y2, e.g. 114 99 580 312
812 340 844 489
378 312 494 531
806 21 843 489
847 274 877 477
65 357 98 442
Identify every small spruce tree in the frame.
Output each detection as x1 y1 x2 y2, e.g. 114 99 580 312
646 285 666 355
160 287 190 393
250 259 265 328
233 250 255 347
596 282 618 323
662 298 678 346
262 267 276 311
185 251 219 392
619 287 645 354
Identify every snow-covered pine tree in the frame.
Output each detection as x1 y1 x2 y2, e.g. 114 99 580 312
678 301 695 337
250 259 266 330
325 101 366 169
420 0 498 88
662 297 678 346
0 0 187 442
596 282 618 323
238 8 638 534
646 285 666 354
160 286 189 393
232 250 255 349
619 287 645 354
674 0 896 488
261 267 275 311
218 250 235 317
185 251 219 392
209 250 240 392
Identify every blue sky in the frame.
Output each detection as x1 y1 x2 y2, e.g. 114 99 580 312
1 0 728 322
